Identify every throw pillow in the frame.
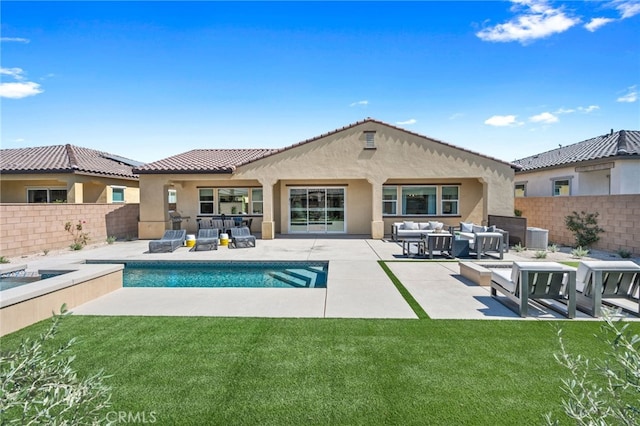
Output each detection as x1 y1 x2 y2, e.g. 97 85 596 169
472 225 487 234
403 221 414 230
460 222 474 233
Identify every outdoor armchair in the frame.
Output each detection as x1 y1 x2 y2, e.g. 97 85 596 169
575 260 640 317
490 261 576 318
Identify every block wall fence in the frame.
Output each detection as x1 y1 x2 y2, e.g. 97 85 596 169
515 195 640 255
0 203 139 258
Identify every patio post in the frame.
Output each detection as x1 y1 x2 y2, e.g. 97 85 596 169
259 178 277 239
368 177 385 239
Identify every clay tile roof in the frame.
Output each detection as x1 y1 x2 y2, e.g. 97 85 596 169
0 144 141 179
133 148 280 174
513 130 640 172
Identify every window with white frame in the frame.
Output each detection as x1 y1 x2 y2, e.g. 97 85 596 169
553 179 570 196
441 186 459 215
111 186 125 203
514 183 526 197
218 188 248 215
199 189 214 214
382 186 397 215
251 188 263 214
27 188 67 203
402 186 437 215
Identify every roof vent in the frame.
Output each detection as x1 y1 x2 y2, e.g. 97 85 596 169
364 131 376 149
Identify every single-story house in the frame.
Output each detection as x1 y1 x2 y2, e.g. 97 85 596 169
0 144 141 204
134 118 518 239
513 130 640 197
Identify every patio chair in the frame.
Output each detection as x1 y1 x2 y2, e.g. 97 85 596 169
148 230 186 253
229 226 256 248
424 233 453 259
223 219 236 234
470 232 504 260
198 218 215 229
575 260 640 317
193 228 219 251
490 261 576 318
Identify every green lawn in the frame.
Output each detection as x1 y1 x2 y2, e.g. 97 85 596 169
3 315 635 425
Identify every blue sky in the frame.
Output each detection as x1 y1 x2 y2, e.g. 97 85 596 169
1 1 639 163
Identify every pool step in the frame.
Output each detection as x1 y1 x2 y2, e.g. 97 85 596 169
268 271 308 288
269 268 326 288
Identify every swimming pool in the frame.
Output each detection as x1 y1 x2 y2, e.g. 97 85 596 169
89 261 329 289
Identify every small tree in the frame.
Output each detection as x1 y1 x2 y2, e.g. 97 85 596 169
546 310 640 425
0 305 111 424
565 211 604 248
64 220 90 250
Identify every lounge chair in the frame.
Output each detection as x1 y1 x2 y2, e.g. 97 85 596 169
490 261 576 318
193 228 219 251
148 230 186 253
575 261 640 317
229 226 256 248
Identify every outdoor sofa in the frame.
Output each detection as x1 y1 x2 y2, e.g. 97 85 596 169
391 221 445 241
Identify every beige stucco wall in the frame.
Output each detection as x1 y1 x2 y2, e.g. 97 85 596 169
138 122 515 239
516 158 640 197
0 173 139 204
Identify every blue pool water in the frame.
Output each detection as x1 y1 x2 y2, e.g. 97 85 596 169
90 261 329 289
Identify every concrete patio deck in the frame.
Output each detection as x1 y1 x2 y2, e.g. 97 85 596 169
5 237 639 322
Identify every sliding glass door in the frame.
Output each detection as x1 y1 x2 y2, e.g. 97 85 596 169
289 187 345 233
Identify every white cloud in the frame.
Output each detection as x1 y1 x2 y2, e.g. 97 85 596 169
577 105 600 113
554 107 575 114
0 67 45 99
476 0 580 44
0 37 30 43
617 85 638 102
584 17 615 31
449 113 465 120
1 67 26 80
529 112 559 123
349 100 368 107
484 115 521 127
396 119 417 125
614 0 640 19
0 81 44 99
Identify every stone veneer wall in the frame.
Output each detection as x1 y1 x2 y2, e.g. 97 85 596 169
0 203 139 258
515 195 640 255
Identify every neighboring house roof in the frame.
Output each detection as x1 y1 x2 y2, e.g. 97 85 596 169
514 130 640 172
0 144 141 179
134 118 517 174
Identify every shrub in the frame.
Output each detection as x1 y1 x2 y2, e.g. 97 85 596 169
64 220 90 250
546 310 640 425
514 209 522 217
565 211 604 248
514 243 526 252
534 250 547 259
616 248 632 259
0 305 112 424
0 256 9 264
106 236 117 244
547 244 558 253
571 246 590 258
